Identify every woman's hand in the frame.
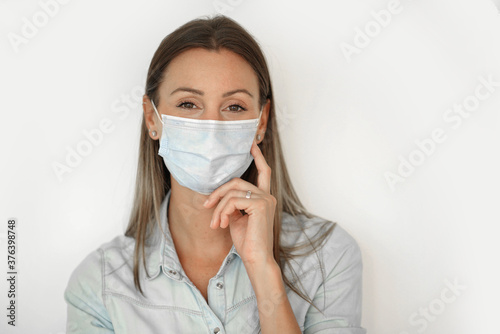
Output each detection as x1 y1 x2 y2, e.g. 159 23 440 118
203 140 277 267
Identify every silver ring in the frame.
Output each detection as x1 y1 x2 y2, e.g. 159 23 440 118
245 190 251 199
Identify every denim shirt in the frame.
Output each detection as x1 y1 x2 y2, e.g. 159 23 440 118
64 190 366 333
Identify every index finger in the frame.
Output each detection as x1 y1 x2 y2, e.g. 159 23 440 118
251 140 271 193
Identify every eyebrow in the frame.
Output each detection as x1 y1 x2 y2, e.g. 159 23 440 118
170 87 253 98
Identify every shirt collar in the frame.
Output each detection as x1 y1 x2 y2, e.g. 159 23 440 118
145 189 241 282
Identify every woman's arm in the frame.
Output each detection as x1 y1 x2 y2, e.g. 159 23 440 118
246 258 302 334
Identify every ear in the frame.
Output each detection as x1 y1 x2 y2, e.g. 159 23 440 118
257 99 271 144
143 95 161 139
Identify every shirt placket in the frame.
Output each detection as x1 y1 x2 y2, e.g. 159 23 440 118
207 265 229 323
160 192 240 333
199 253 237 334
163 248 238 333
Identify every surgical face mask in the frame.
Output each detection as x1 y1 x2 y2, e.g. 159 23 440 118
151 100 262 195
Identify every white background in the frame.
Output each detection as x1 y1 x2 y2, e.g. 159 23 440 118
1 0 500 333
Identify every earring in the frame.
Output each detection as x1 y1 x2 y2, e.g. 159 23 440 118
150 129 157 137
256 134 261 141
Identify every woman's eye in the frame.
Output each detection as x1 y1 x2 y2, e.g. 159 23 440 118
176 102 246 112
227 104 246 112
178 102 196 109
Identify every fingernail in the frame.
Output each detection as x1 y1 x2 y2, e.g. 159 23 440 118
210 218 214 228
203 199 209 207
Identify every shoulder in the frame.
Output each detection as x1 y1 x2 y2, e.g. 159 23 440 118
280 211 363 279
64 235 135 331
65 235 135 298
279 212 365 331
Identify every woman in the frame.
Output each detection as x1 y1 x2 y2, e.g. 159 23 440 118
64 15 366 334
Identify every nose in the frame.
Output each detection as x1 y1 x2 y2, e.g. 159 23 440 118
198 105 224 121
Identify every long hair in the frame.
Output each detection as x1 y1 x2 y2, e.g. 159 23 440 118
125 15 335 311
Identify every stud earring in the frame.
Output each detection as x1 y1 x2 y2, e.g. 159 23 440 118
256 134 261 141
150 129 157 137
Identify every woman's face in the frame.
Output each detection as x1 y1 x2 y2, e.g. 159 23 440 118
154 47 263 121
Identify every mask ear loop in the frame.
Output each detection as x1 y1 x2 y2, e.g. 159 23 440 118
151 99 164 125
255 106 264 142
257 106 263 125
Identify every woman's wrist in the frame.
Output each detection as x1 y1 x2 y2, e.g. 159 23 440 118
245 257 283 294
245 256 301 333
244 256 280 278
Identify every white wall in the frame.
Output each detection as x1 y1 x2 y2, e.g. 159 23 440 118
1 0 499 333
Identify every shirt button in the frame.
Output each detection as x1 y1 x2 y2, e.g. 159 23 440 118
216 282 224 289
213 328 220 333
169 270 177 275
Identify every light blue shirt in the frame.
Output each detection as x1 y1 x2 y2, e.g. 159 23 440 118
64 190 366 333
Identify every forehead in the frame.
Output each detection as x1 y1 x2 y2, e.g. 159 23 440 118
162 48 259 95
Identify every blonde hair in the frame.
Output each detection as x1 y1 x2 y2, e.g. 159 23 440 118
125 15 335 311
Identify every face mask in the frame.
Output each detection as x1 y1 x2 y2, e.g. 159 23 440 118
151 100 262 195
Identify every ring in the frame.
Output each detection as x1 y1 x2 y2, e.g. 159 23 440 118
245 190 251 199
